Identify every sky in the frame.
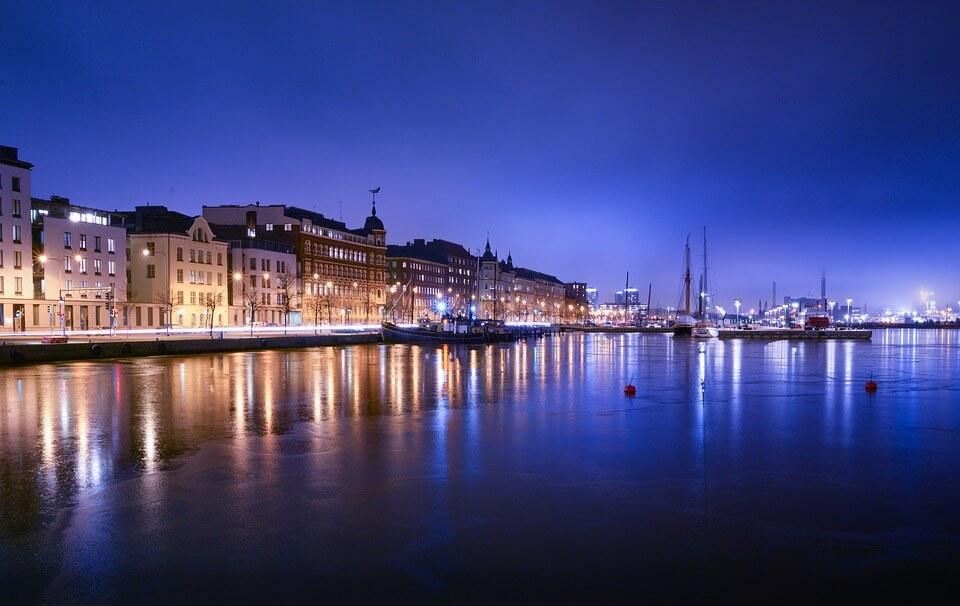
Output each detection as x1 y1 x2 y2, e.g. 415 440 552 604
3 0 959 312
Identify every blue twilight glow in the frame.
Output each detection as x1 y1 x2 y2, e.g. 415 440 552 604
3 2 959 309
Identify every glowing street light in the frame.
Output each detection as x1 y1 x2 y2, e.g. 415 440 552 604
734 298 742 327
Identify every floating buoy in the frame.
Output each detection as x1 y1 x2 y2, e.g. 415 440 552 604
865 380 878 393
624 383 637 396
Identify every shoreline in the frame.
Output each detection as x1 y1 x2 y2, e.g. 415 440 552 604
0 332 382 365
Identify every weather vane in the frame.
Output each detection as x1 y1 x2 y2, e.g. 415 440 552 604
369 186 381 204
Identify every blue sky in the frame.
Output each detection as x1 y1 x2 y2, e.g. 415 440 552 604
3 1 959 310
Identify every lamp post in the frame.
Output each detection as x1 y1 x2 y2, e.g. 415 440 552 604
734 298 742 328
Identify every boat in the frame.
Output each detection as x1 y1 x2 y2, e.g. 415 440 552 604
692 227 719 339
382 317 515 344
673 235 697 337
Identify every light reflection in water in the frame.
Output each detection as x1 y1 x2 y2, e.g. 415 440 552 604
0 329 956 553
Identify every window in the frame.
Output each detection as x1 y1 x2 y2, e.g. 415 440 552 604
12 199 21 217
108 260 116 276
189 249 196 262
146 242 156 255
177 269 184 283
206 251 211 264
80 234 87 250
12 224 22 243
189 270 195 284
12 177 20 192
177 291 184 305
79 258 87 274
217 252 222 266
249 257 256 270
176 247 183 261
64 257 73 272
0 276 3 293
15 277 23 294
14 251 22 269
217 273 223 286
284 223 292 231
265 223 274 231
190 291 196 305
93 259 101 274
107 237 115 253
146 264 156 279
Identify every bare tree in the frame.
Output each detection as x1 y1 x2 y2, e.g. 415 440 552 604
204 292 222 337
242 286 262 336
277 273 298 334
154 292 176 335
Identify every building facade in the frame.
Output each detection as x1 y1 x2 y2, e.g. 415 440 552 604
203 202 386 325
0 146 34 331
386 241 448 321
478 240 567 322
385 238 477 321
225 237 299 327
115 206 230 329
32 196 128 331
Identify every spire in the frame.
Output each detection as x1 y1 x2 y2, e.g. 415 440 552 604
371 200 377 216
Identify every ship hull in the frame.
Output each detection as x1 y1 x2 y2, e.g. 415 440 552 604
382 322 489 344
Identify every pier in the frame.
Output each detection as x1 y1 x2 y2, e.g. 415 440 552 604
718 328 872 340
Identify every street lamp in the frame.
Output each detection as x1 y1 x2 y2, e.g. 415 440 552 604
734 298 742 327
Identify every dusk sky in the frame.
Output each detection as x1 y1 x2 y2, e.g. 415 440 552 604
3 1 959 311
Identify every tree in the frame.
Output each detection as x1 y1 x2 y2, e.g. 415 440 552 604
154 292 176 336
277 273 298 334
242 285 262 336
204 292 222 337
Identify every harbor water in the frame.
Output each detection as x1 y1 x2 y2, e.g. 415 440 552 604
2 330 959 602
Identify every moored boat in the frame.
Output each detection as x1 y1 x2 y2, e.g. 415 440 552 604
382 317 515 344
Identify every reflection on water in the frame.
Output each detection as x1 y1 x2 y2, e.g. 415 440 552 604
2 330 960 599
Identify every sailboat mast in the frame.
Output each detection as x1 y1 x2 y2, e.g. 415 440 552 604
684 235 691 316
702 226 708 320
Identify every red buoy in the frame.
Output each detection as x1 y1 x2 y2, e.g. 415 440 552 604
865 380 878 393
624 384 637 396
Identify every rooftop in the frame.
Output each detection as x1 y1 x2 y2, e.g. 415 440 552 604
0 145 34 170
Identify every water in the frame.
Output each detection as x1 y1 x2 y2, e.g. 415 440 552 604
2 330 959 602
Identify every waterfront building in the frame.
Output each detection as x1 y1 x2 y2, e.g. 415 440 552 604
596 301 648 325
114 206 230 329
218 234 299 327
564 282 589 323
478 240 566 322
0 146 35 331
385 238 477 320
614 287 641 305
203 202 386 324
385 242 448 321
31 196 128 331
585 286 599 310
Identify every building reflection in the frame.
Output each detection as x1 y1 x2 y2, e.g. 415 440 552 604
1 331 946 543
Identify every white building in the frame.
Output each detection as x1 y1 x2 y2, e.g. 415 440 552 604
0 146 34 332
225 237 299 327
32 196 128 331
114 206 230 329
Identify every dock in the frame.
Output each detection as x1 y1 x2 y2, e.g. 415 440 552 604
718 328 872 340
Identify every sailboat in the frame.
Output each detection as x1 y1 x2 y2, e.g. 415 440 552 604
692 226 719 339
672 235 697 337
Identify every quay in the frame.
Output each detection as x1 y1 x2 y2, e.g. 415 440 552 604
560 325 673 334
718 328 872 340
0 332 380 365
